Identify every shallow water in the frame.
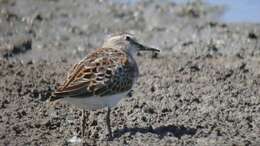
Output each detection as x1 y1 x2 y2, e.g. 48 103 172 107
117 0 260 23
207 0 260 23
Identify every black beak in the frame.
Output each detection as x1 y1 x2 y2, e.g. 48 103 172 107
135 41 160 52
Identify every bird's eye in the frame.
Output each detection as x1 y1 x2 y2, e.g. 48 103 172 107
125 35 131 41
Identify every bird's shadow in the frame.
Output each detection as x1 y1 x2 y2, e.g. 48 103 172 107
112 124 197 139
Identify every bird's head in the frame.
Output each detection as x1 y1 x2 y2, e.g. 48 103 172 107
102 33 160 56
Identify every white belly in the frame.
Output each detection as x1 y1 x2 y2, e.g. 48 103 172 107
62 91 128 110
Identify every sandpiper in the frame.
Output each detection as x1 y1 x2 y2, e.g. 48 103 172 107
53 33 160 140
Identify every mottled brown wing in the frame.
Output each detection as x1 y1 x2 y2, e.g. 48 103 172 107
54 48 135 98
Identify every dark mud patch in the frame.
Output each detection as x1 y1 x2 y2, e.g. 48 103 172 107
0 37 32 58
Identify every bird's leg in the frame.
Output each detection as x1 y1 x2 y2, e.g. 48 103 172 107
106 107 112 140
81 109 86 137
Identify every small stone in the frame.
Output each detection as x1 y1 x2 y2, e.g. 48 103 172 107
248 32 257 39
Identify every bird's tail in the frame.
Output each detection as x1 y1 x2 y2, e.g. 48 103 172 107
52 83 88 100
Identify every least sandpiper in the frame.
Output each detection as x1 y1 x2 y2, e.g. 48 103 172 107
53 33 160 140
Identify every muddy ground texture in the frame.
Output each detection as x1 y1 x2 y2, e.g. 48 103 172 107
0 0 260 145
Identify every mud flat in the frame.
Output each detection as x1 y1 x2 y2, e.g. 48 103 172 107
0 0 259 145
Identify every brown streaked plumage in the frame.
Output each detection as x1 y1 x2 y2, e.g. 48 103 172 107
53 33 160 140
55 48 137 98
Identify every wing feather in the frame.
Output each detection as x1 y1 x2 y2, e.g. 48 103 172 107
54 48 136 98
